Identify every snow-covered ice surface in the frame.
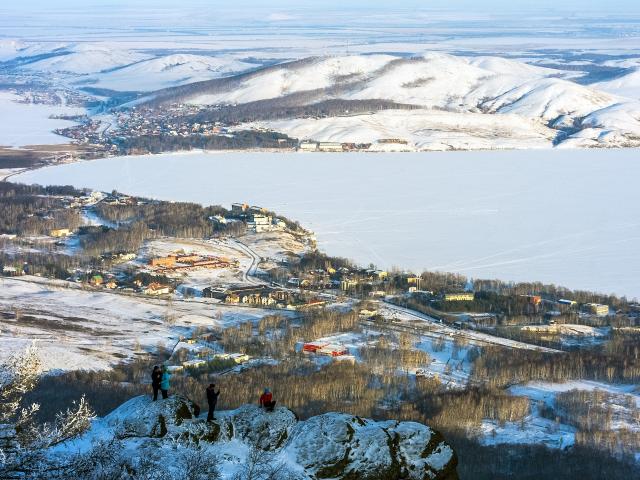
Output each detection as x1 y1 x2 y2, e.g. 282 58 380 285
16 149 640 298
0 91 83 147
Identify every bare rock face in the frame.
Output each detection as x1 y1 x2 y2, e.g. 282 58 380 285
59 395 458 480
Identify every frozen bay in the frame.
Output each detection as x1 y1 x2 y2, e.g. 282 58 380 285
15 149 640 298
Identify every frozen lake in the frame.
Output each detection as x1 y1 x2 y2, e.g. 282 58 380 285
15 149 640 298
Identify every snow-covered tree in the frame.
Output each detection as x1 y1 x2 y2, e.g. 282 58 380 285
0 344 95 478
0 343 41 423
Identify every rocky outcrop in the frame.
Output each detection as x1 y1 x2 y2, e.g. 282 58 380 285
58 395 458 480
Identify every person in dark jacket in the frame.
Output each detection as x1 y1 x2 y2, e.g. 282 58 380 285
259 388 276 412
151 365 162 401
160 365 171 399
206 384 220 422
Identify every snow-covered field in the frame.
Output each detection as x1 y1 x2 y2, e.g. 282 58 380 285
15 149 640 298
250 109 556 151
0 276 279 372
501 380 640 450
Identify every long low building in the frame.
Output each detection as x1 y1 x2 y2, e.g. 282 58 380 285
444 292 475 302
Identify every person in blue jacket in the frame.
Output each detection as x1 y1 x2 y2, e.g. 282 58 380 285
160 365 171 399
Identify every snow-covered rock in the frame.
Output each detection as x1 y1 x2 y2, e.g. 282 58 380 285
51 395 458 479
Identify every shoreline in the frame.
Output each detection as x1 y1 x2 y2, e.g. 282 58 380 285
5 141 640 186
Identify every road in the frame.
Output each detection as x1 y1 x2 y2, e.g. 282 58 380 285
217 238 265 286
230 239 563 353
379 300 562 353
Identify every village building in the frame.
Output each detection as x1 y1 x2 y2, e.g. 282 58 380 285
50 228 71 238
585 303 609 316
298 141 319 151
182 359 207 369
150 256 176 267
521 295 542 306
247 213 274 233
558 299 577 306
143 283 172 296
444 292 475 302
1 265 20 276
231 203 250 216
340 279 359 291
318 142 343 152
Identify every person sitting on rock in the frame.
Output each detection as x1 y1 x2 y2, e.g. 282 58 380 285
160 365 171 399
151 365 162 401
206 383 220 421
259 388 276 412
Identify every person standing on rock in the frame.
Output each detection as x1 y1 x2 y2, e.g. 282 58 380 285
151 365 162 401
259 388 276 412
206 383 221 421
160 365 171 399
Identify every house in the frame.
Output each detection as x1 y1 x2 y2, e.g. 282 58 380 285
299 141 318 151
229 353 250 364
211 215 227 225
223 286 289 307
585 303 609 317
231 203 249 215
182 359 207 369
521 295 542 306
300 298 326 310
150 256 176 267
303 341 329 353
374 270 388 280
50 228 71 237
144 283 172 296
444 292 475 302
247 214 273 233
318 344 349 357
2 265 20 276
318 142 343 152
558 299 577 306
213 353 250 364
340 279 358 291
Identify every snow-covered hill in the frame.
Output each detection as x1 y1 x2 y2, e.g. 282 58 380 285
143 53 640 149
47 395 458 480
594 68 640 101
248 109 556 151
23 44 150 75
89 54 256 91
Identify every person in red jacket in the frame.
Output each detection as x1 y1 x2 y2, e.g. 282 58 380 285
259 388 276 412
